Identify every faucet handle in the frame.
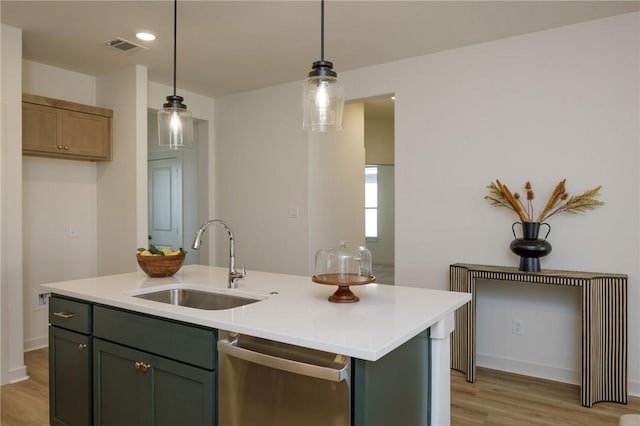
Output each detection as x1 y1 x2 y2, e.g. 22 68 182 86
229 264 246 289
231 264 246 279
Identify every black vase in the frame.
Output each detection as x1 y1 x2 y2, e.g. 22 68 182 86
510 222 552 272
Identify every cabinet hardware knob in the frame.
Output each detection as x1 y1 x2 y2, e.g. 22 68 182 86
63 146 70 150
134 361 151 372
57 145 64 150
53 311 76 319
78 344 87 351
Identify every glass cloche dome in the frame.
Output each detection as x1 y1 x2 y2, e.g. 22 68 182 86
312 241 375 303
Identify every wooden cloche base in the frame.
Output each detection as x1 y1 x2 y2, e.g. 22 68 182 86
312 273 376 303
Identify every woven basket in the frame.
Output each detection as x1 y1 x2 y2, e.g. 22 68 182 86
136 253 185 277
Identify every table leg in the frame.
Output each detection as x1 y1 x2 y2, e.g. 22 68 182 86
450 266 475 382
581 277 627 407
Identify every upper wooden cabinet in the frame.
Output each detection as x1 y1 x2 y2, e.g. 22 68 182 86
22 93 113 161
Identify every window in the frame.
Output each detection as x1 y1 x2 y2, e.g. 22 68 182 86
365 166 378 238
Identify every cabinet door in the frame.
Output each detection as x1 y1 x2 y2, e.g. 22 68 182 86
49 326 92 426
62 110 111 160
23 102 63 154
93 338 149 426
94 338 214 426
152 354 215 426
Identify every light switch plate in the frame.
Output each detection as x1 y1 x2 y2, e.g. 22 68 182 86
68 224 79 238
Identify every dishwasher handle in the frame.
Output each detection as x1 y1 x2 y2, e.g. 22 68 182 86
217 339 349 383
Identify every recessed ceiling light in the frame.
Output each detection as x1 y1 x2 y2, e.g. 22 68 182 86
136 32 156 41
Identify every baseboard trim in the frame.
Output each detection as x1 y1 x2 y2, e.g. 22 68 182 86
478 354 640 399
8 365 29 384
477 353 580 385
24 336 48 352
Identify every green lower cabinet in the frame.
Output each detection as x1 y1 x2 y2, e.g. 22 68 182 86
49 297 431 426
93 338 215 426
352 331 431 426
49 326 92 426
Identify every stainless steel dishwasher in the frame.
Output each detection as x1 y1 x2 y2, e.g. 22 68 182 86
217 332 351 426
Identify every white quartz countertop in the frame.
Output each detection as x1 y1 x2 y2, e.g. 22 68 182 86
42 264 471 361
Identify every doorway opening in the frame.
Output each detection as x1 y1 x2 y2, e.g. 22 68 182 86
147 110 209 265
361 96 395 283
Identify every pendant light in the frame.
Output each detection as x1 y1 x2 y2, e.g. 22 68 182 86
302 0 344 132
158 0 193 149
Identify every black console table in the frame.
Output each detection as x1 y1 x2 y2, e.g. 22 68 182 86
449 263 627 407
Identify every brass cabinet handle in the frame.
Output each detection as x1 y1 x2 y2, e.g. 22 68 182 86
63 146 70 150
53 311 76 319
78 344 87 351
134 361 151 373
57 145 64 150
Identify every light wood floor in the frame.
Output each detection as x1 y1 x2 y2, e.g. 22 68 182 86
0 348 49 426
452 369 640 425
1 348 639 425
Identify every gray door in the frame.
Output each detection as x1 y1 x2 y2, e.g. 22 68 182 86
148 157 182 250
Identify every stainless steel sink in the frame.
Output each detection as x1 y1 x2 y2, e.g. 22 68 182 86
133 288 261 310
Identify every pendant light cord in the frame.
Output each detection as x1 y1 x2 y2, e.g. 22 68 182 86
320 0 325 61
172 0 177 97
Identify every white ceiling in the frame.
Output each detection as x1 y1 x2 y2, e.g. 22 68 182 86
2 1 639 98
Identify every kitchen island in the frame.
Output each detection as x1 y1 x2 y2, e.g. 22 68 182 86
43 264 470 426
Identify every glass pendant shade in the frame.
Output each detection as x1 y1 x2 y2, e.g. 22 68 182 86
158 95 193 149
158 0 193 150
302 61 344 132
301 0 345 132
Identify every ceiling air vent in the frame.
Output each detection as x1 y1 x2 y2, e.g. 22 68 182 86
106 38 148 52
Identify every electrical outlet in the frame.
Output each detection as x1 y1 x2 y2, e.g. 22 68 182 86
35 292 51 311
512 319 524 335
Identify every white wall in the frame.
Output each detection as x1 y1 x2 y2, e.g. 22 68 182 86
365 115 394 166
194 119 211 265
351 12 639 393
21 61 99 351
96 66 148 275
22 160 98 349
214 83 309 275
0 24 27 384
215 13 640 394
214 86 366 277
308 103 366 273
22 60 96 105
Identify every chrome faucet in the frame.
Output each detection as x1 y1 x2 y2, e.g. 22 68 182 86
192 220 246 288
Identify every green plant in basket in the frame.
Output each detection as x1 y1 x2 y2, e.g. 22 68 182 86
137 244 186 257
